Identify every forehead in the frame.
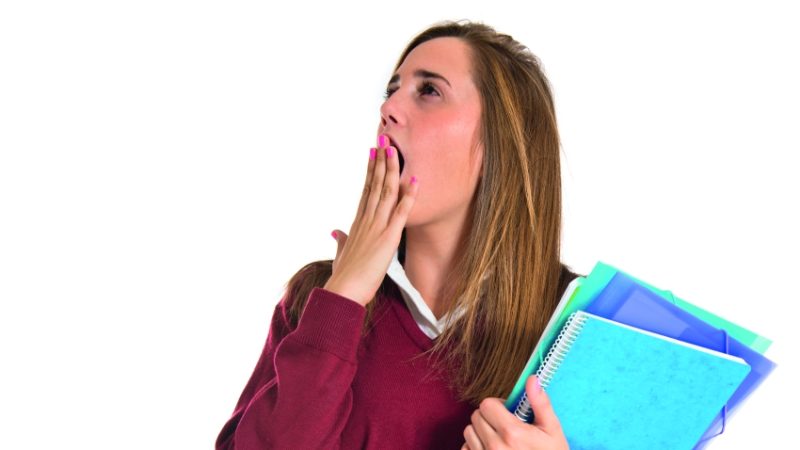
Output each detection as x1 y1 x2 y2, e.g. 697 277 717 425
396 37 475 83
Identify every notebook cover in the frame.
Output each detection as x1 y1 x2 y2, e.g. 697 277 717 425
544 311 751 450
584 271 777 447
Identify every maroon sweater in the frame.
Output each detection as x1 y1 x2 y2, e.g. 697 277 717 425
215 281 475 449
216 266 577 449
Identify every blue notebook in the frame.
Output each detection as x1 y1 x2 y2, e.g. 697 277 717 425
530 311 750 450
584 272 776 447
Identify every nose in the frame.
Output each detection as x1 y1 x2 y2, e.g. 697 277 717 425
379 94 402 129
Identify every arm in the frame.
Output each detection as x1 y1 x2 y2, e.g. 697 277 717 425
215 287 366 450
217 135 416 448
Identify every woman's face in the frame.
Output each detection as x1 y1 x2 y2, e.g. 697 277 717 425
379 37 483 228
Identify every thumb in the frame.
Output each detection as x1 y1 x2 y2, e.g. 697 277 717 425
330 229 348 261
525 375 563 435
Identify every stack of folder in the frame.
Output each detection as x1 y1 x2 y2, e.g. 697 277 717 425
504 262 776 450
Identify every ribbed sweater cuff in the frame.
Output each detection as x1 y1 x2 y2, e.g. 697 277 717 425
291 287 366 362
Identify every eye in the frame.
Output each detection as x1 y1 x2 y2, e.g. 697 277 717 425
418 81 440 97
382 81 441 100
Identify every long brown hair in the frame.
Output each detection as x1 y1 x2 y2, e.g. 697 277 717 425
285 20 573 404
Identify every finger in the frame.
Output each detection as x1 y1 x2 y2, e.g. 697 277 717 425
463 425 484 450
471 408 501 448
355 147 377 223
526 375 563 435
478 398 526 440
363 135 389 223
386 175 418 236
373 144 400 226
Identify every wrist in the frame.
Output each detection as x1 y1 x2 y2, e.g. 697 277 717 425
323 277 370 307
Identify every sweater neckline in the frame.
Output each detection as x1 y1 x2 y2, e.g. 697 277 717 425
384 279 437 351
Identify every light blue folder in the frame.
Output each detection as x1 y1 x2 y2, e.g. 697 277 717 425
541 311 751 450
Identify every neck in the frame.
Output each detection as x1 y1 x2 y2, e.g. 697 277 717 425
403 214 471 319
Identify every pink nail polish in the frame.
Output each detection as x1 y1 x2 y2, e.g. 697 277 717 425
411 176 417 185
331 231 337 239
386 147 394 158
369 148 376 160
379 135 388 148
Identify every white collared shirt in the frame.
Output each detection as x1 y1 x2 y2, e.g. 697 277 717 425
385 250 461 339
386 250 580 339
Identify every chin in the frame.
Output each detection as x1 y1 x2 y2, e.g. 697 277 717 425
403 209 426 229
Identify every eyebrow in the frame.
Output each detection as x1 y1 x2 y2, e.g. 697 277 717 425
388 69 452 88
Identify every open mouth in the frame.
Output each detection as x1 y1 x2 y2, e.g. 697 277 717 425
389 138 405 175
398 150 405 174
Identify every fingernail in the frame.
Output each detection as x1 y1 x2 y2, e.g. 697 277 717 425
331 231 337 239
534 376 543 393
369 148 376 160
378 135 388 148
411 176 417 185
386 146 394 158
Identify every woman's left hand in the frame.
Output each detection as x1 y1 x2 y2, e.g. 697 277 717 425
462 376 569 450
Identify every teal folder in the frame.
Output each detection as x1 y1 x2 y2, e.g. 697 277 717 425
532 311 751 450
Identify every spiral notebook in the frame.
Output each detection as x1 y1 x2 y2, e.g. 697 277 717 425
515 311 751 450
582 270 776 446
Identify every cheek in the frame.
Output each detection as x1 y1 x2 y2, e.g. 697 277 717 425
425 114 479 163
416 142 480 204
411 109 481 195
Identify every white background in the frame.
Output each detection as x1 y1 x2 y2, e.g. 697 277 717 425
1 1 797 449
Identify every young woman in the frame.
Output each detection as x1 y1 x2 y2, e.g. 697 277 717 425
216 21 578 450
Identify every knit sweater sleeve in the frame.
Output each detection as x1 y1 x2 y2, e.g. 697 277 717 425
215 287 366 450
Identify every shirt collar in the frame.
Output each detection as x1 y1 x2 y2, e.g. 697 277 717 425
386 249 464 339
387 249 581 340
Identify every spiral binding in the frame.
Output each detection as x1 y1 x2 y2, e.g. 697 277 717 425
513 312 588 423
513 392 534 422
